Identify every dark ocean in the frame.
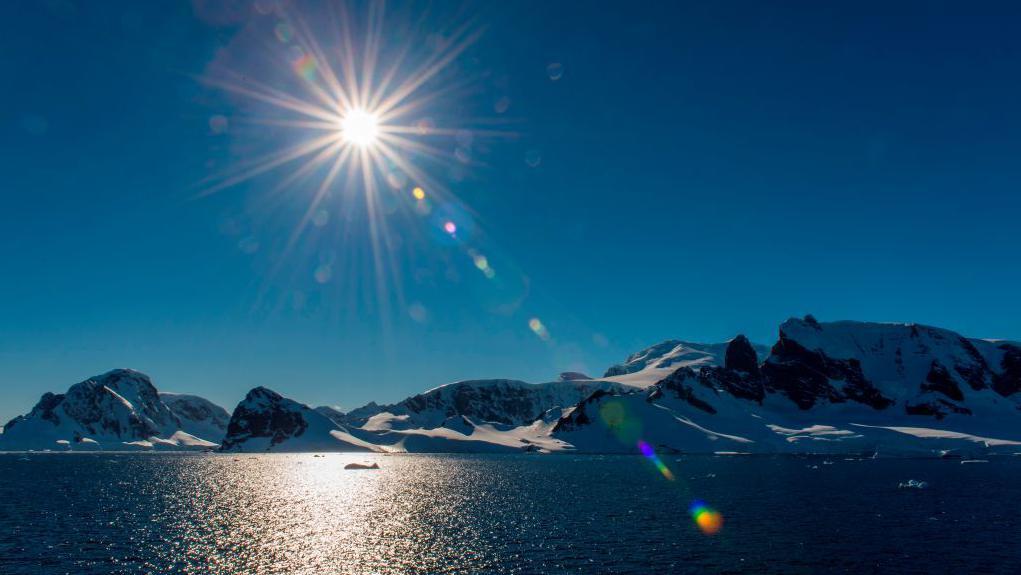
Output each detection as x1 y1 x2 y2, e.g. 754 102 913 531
1 453 1019 574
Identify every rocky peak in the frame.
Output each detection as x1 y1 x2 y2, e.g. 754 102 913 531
220 387 311 450
652 368 717 414
993 343 1021 397
724 335 760 375
762 327 894 410
60 369 179 438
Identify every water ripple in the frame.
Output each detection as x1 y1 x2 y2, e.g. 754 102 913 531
1 454 1021 574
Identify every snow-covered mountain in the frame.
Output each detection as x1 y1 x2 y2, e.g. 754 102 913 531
5 316 1020 455
761 316 1021 414
160 392 230 442
0 369 221 451
553 317 1021 455
350 378 628 428
225 379 625 453
220 387 378 452
601 339 772 388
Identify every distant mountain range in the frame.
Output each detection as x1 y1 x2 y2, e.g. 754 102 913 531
3 316 1020 456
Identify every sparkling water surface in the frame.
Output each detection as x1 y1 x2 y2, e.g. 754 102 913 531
2 453 1020 574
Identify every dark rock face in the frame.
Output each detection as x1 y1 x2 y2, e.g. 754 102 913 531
993 344 1021 397
905 400 972 420
699 366 765 403
551 389 613 433
402 382 540 425
220 388 309 450
162 395 230 432
956 338 992 391
602 365 628 377
921 362 965 402
391 379 620 428
724 335 760 376
655 368 717 414
761 333 894 410
559 372 592 381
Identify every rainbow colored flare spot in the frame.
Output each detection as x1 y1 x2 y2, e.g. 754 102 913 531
292 54 317 81
528 317 550 340
636 440 675 481
688 499 724 535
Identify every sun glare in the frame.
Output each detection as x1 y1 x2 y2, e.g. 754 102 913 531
196 2 518 320
340 109 379 147
338 109 379 147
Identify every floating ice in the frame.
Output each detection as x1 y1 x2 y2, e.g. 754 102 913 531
344 462 380 470
898 479 929 489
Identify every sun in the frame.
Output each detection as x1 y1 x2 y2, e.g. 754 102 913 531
340 108 379 147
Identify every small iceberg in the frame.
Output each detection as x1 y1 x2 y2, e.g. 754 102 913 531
898 479 929 489
344 462 380 470
960 459 989 464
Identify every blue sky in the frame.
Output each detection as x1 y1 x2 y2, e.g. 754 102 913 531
3 0 1021 423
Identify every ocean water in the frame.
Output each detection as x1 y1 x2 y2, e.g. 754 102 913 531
1 453 1020 574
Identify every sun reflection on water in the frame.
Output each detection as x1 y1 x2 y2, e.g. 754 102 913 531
7 454 1021 573
153 454 517 574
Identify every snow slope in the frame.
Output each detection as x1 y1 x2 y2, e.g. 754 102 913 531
160 393 230 442
601 339 772 388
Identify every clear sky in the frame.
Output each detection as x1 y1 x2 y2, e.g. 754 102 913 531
3 0 1021 424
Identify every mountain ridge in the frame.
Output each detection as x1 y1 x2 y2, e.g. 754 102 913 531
4 316 1020 455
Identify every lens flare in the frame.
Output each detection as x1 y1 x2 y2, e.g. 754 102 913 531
689 500 724 535
636 440 675 481
528 317 551 341
412 186 425 200
292 53 317 81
